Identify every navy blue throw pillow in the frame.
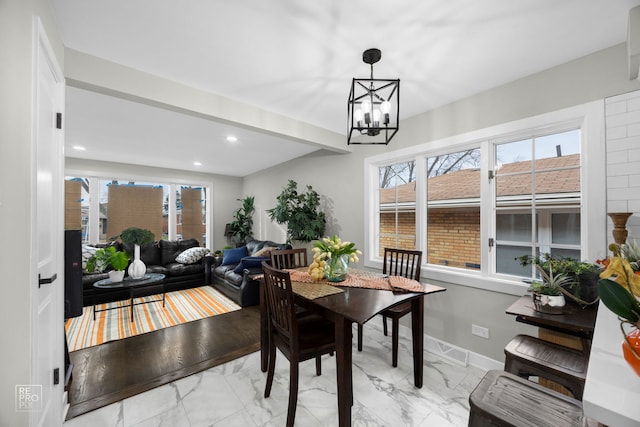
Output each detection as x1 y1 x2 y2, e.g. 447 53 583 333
233 256 269 274
222 246 247 266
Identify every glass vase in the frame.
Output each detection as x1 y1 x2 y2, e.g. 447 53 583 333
325 254 350 282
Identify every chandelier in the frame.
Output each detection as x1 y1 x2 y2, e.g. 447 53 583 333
347 48 400 145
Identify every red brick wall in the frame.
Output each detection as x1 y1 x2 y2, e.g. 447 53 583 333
379 212 416 256
427 208 480 269
379 208 481 269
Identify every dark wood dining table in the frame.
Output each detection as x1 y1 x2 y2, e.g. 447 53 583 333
259 276 446 427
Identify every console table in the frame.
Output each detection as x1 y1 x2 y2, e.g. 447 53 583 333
93 273 166 321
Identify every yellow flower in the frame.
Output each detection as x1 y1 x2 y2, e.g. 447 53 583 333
600 256 640 297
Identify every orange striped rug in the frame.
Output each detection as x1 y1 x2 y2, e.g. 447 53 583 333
65 286 240 352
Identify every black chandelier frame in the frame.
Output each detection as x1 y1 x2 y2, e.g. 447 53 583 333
347 48 400 145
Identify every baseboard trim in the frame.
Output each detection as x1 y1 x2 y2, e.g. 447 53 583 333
394 323 503 372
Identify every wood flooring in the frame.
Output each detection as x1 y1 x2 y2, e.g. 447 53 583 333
65 305 260 420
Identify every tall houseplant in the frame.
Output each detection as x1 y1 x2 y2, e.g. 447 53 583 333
229 196 255 245
267 180 326 243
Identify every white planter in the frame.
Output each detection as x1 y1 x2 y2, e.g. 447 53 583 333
532 293 565 314
128 244 146 279
108 270 125 283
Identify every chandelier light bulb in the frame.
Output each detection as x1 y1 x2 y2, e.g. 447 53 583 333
361 99 371 113
354 109 363 127
373 109 381 126
362 99 372 124
381 100 391 125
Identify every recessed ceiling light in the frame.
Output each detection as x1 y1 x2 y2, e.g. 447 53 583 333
226 136 238 143
72 145 86 151
193 161 202 166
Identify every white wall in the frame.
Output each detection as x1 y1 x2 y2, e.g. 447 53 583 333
244 43 640 362
0 0 64 425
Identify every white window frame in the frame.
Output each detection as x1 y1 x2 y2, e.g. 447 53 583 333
364 101 606 295
64 172 213 249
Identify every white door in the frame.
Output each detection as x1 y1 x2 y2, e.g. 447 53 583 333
32 18 65 427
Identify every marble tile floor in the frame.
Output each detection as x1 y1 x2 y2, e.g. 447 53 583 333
64 322 486 427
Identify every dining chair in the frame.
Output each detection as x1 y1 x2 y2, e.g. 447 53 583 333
262 262 336 427
269 248 308 269
357 248 423 367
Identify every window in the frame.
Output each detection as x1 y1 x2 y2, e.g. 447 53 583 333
426 148 481 270
102 180 165 242
176 186 207 245
378 161 417 255
364 102 606 293
493 130 581 278
65 176 210 247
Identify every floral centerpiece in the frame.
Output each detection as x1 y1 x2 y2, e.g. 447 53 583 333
308 235 362 282
597 243 640 377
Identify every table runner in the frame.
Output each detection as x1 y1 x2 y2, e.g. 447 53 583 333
286 268 427 293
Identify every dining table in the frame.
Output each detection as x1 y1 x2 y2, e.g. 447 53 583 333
259 268 446 427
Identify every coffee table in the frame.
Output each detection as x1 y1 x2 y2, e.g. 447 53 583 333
93 273 166 321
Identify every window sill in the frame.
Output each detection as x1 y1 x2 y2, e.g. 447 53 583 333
364 260 528 296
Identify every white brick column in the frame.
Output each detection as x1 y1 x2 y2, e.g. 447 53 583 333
605 90 640 243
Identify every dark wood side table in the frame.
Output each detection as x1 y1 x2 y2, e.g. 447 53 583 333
506 295 598 351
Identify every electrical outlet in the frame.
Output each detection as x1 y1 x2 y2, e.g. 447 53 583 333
471 324 490 339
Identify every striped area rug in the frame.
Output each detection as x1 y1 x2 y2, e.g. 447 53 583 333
65 286 240 352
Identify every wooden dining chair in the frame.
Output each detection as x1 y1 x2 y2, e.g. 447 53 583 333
262 262 336 427
269 247 309 269
357 248 423 367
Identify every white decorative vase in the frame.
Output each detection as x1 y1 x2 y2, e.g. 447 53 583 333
128 244 146 279
108 270 125 283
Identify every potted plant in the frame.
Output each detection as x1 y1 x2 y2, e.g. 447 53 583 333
118 227 155 247
527 264 571 314
117 227 155 279
597 260 640 377
86 246 129 282
267 179 326 243
517 253 600 307
228 196 255 245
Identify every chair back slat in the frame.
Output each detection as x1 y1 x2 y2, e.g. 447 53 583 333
262 262 297 346
382 248 422 281
270 248 308 270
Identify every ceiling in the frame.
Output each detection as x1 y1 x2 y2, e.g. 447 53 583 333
52 0 640 177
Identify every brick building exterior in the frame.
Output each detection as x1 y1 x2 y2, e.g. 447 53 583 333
379 154 579 268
